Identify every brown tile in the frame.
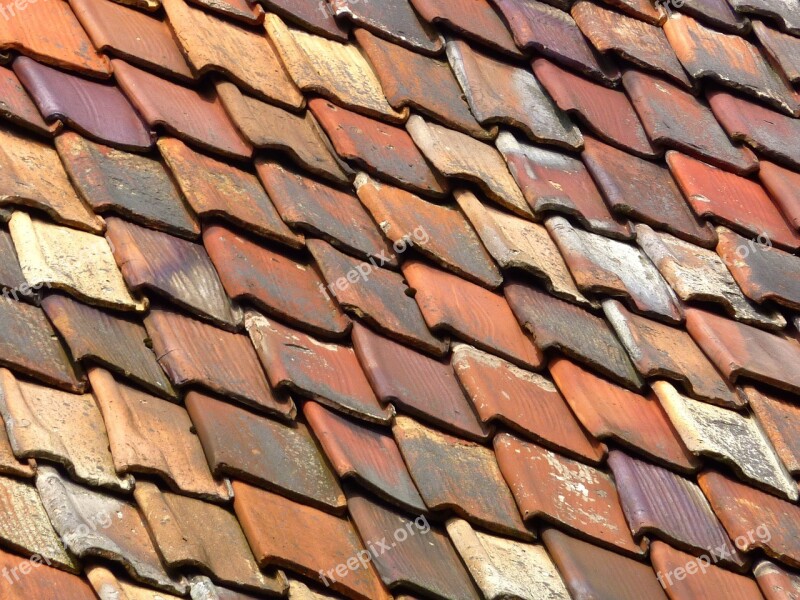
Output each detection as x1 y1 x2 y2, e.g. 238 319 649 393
0 0 111 78
0 546 94 598
186 391 344 510
0 64 59 137
452 345 604 464
700 470 800 570
493 0 619 84
36 465 186 593
650 541 765 600
112 60 252 160
232 481 390 600
754 20 800 83
668 152 800 251
393 416 530 539
309 239 448 356
89 367 227 501
304 401 425 513
729 0 800 34
754 560 800 600
71 0 194 82
494 433 643 555
686 307 800 395
543 528 668 600
0 404 32 479
654 380 796 501
310 98 448 198
145 308 294 418
86 566 186 600
259 0 349 42
505 281 644 390
286 578 344 600
0 127 103 233
135 481 286 594
406 116 531 217
246 312 390 423
638 224 784 329
187 0 262 23
623 70 758 175
573 1 690 87
549 357 699 472
547 216 683 323
0 228 30 302
604 300 743 407
456 190 592 306
204 225 348 338
761 161 800 231
351 322 487 440
347 490 481 600
256 159 392 262
664 14 799 116
157 138 302 248
746 386 800 476
446 39 583 149
598 0 663 22
681 0 751 30
355 174 501 288
215 82 349 185
55 133 200 239
403 260 542 369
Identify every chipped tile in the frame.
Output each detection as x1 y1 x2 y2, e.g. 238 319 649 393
87 565 185 600
0 546 94 598
494 433 642 556
355 174 501 288
604 300 743 407
746 385 800 476
246 312 390 423
204 225 348 338
145 308 294 418
446 39 582 149
259 0 349 41
452 345 604 464
754 20 800 83
754 560 800 600
679 0 751 33
0 410 32 479
55 133 200 239
0 64 59 137
729 0 800 34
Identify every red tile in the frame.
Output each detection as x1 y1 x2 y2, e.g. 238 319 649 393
753 20 800 84
746 385 800 476
754 560 800 600
0 64 59 137
760 161 800 231
0 546 95 598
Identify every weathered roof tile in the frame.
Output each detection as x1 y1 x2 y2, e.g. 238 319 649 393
679 0 751 33
598 0 663 23
753 20 800 83
754 560 800 600
0 228 26 303
258 0 349 41
729 0 800 34
188 0 263 23
0 64 60 137
0 546 94 598
84 567 183 600
759 161 800 231
746 385 800 476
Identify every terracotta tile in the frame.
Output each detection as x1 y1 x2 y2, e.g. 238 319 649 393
163 0 300 106
145 308 294 418
604 300 743 407
204 226 347 338
754 21 800 84
86 566 186 600
761 159 800 229
403 260 541 369
548 216 683 323
623 70 758 175
446 39 583 149
543 528 668 600
597 0 663 23
303 401 425 513
505 281 644 389
678 0 751 33
452 344 604 464
456 190 592 306
0 228 28 304
393 416 530 539
157 138 301 248
259 0 349 42
135 481 286 594
729 0 800 34
668 152 800 251
746 386 800 476
0 0 111 78
608 450 747 568
112 60 252 160
187 0 263 23
256 160 392 262
700 470 800 569
351 322 487 440
71 0 194 82
493 0 619 83
0 408 32 479
686 307 800 395
650 541 765 600
573 1 690 87
232 481 390 600
0 64 59 137
55 133 199 239
0 127 103 233
0 297 84 393
494 433 643 555
310 98 448 198
216 82 350 185
664 14 800 116
654 380 796 501
36 465 186 593
754 560 800 600
446 518 571 600
346 490 481 600
245 312 389 423
309 239 448 356
638 224 784 329
549 356 699 472
0 546 94 598
89 367 227 501
355 174 501 288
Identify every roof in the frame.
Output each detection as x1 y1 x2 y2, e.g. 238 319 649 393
0 0 798 598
